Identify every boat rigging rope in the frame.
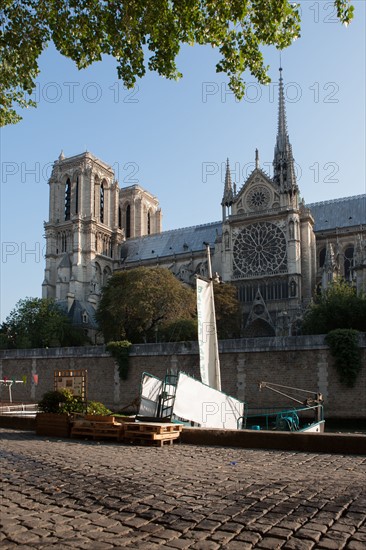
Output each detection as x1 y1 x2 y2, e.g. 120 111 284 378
259 382 323 406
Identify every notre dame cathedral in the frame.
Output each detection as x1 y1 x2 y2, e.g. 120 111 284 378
43 69 366 340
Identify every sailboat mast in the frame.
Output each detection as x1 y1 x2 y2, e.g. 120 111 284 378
206 243 213 280
206 243 221 391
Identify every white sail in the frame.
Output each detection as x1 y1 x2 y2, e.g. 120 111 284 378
196 276 221 391
173 373 243 429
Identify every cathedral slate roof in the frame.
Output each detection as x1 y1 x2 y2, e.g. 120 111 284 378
57 300 98 329
121 221 222 264
306 194 366 232
120 195 365 263
58 253 72 268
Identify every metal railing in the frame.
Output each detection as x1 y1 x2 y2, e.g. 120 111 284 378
0 403 39 417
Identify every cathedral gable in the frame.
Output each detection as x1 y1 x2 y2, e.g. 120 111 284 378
233 169 279 216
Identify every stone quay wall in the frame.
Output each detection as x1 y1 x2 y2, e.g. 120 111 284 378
0 334 365 420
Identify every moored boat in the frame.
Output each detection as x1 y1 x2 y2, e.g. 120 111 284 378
137 247 325 434
242 382 325 433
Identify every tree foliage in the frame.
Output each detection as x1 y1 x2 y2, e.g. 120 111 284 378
213 281 241 339
157 318 198 343
0 297 88 348
1 0 354 125
302 281 366 335
96 267 196 343
155 282 242 342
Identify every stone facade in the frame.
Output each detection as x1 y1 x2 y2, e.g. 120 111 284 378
42 151 161 337
1 335 365 419
42 69 366 338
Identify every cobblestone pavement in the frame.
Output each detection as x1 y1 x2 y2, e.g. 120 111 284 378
1 429 366 550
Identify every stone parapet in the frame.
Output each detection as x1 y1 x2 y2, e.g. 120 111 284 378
0 335 365 419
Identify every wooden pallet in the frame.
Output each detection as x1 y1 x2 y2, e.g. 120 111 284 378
71 420 123 441
124 422 183 436
125 437 176 447
124 431 181 441
122 422 182 447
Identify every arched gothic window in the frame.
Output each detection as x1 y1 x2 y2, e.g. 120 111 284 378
344 247 354 281
100 183 105 223
75 176 79 214
224 231 230 250
237 280 289 303
319 248 326 269
61 232 67 252
64 178 71 220
147 211 151 235
95 262 102 288
103 236 110 256
290 279 297 297
126 205 131 238
93 177 98 217
118 207 122 229
103 266 112 286
289 220 295 239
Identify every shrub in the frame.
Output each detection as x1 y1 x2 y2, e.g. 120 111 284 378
38 389 111 415
325 329 362 387
38 390 69 413
302 281 366 334
86 401 111 415
106 340 132 380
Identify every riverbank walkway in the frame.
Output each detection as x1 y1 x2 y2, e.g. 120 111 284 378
1 428 366 549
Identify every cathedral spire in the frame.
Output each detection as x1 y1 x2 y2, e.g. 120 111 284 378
273 67 298 196
222 158 234 221
222 158 233 207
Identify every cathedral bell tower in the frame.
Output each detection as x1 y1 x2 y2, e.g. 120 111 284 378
42 152 124 319
42 150 162 340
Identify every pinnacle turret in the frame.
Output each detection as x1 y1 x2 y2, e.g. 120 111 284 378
222 158 234 207
273 68 298 196
221 158 234 221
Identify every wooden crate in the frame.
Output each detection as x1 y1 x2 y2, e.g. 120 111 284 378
36 413 70 438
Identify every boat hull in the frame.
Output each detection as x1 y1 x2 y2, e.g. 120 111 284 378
300 420 325 433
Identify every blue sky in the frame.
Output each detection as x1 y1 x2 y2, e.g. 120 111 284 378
1 1 365 323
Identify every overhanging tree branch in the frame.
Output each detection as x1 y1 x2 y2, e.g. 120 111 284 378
1 0 354 125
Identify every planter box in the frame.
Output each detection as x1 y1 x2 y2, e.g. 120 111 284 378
36 413 71 438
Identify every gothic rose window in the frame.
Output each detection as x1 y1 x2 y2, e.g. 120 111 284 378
233 222 287 277
246 185 271 211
